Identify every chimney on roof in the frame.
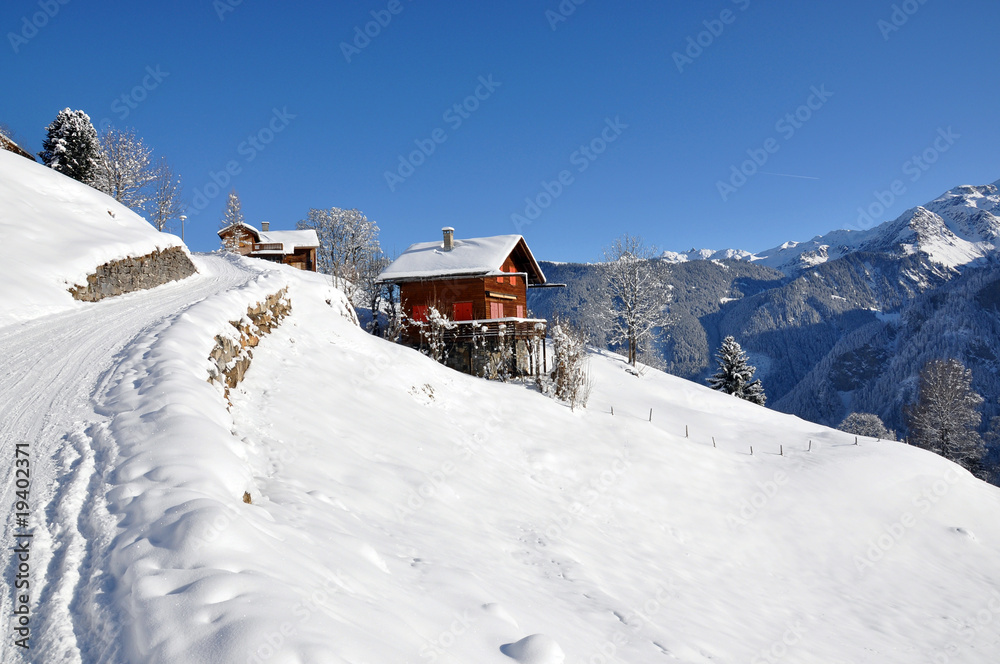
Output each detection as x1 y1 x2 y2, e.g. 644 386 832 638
261 221 270 232
442 226 455 251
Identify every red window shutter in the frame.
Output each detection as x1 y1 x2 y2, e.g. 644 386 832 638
411 305 428 323
453 302 473 321
509 274 516 285
489 302 502 318
516 305 524 318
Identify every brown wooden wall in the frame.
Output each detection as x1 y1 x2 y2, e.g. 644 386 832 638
400 273 528 322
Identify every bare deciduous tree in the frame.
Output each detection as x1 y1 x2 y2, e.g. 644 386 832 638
92 127 157 211
906 358 985 475
146 157 186 232
297 207 382 305
600 234 670 366
550 316 591 410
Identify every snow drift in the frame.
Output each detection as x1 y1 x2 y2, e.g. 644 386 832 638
0 149 189 327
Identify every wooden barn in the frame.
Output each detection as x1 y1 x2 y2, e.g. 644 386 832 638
217 221 319 271
377 227 556 378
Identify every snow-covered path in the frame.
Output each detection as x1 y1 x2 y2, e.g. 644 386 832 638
0 254 261 663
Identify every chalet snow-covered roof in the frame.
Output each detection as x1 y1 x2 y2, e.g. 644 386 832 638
255 229 320 254
217 224 319 255
377 233 547 285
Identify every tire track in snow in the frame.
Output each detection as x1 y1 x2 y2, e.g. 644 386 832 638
0 254 261 663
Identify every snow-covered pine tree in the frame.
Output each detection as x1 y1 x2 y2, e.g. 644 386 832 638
906 358 985 475
91 127 157 210
708 336 766 405
220 190 250 252
38 108 101 183
838 412 895 440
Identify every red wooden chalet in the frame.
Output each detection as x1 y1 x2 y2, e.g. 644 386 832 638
376 227 553 377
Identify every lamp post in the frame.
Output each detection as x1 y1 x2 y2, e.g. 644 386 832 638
179 215 187 243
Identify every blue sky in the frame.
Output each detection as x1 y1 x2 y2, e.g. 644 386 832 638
3 0 998 262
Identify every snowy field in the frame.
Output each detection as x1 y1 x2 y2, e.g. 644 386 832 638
4 256 998 662
2 154 1000 662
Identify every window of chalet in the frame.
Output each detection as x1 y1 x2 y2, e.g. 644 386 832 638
453 302 473 321
509 272 516 285
411 305 428 323
516 305 524 318
490 302 503 319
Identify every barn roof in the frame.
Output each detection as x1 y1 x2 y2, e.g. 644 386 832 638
377 233 547 285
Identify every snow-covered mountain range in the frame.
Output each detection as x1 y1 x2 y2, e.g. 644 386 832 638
663 179 1000 276
534 178 1000 439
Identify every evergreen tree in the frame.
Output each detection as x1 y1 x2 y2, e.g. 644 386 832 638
38 108 100 183
220 190 250 252
708 336 766 405
906 358 985 475
838 412 895 440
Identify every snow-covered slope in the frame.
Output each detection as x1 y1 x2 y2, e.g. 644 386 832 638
0 149 187 327
663 179 1000 276
8 260 995 663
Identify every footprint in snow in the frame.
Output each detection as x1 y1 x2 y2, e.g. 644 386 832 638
500 634 565 663
953 527 977 541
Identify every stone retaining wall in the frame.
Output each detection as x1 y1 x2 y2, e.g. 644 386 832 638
208 288 291 398
69 246 197 302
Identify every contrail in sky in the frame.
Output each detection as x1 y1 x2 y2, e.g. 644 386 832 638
759 172 820 180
